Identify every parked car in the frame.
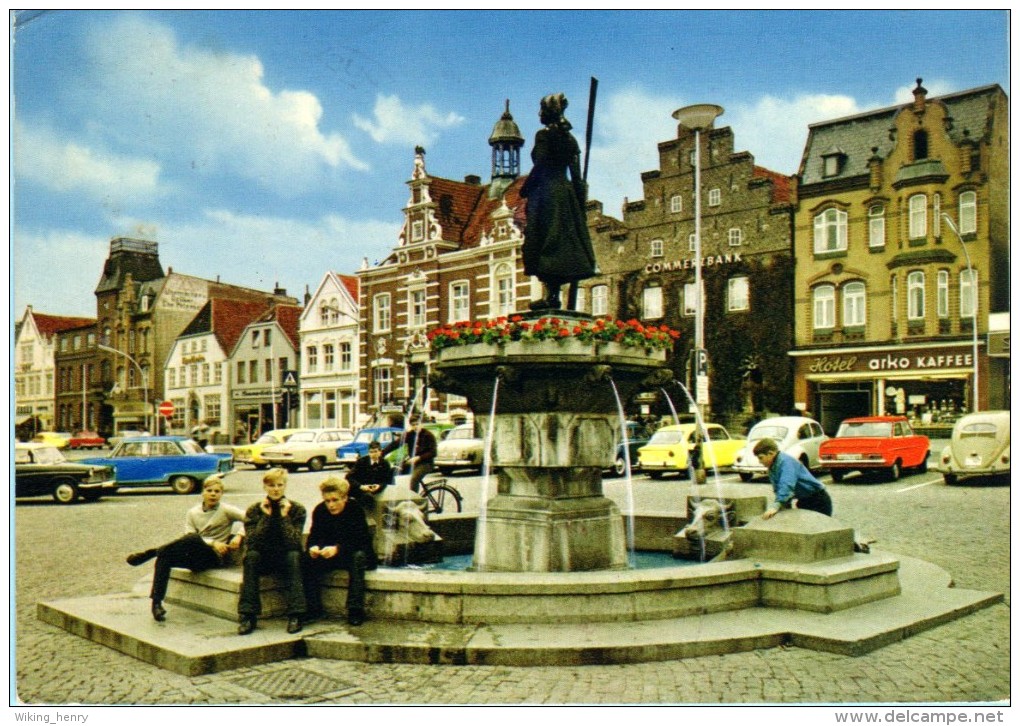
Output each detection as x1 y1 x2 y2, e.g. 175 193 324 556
337 427 403 467
732 416 828 482
31 431 72 449
385 422 457 468
261 428 355 471
435 423 486 475
81 436 233 494
15 442 118 504
818 415 929 482
232 428 307 469
607 421 649 477
637 423 746 479
68 430 107 450
108 429 151 448
937 410 1010 485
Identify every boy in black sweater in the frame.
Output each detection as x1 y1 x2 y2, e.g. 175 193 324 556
302 476 377 625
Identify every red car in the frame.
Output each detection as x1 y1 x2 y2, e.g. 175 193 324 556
68 431 107 450
819 416 930 482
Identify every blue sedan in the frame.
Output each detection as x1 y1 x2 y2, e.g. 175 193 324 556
81 436 233 494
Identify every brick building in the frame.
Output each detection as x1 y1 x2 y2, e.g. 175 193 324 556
584 113 794 423
789 80 1009 435
53 321 100 433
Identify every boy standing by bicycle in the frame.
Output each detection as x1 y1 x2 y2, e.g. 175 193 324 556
387 413 437 494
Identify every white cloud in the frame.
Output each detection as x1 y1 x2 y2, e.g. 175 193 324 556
83 14 366 193
13 122 163 203
352 93 465 145
893 78 955 103
13 228 111 317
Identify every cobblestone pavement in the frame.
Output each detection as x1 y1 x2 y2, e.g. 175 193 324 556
14 458 1011 706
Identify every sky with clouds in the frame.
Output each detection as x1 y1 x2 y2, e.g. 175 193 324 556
11 10 1010 318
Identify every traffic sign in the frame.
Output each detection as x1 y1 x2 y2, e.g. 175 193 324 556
282 370 299 388
158 400 175 418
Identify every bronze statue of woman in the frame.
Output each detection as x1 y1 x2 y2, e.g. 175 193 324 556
520 93 598 311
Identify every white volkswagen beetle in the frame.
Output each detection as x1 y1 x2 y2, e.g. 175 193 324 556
732 416 828 482
937 410 1010 485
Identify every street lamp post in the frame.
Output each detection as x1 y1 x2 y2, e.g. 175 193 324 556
941 214 980 412
672 103 724 415
97 344 150 433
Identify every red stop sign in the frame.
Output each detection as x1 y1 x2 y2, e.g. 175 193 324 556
158 401 175 418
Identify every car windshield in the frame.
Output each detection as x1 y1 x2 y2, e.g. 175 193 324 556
180 440 206 454
354 431 378 443
254 433 281 445
29 447 66 465
837 421 892 438
648 430 686 445
749 425 788 441
289 432 316 443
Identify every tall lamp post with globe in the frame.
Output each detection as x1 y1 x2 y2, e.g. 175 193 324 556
672 103 724 415
941 214 981 412
97 343 150 434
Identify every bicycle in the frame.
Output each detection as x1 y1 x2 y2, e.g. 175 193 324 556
418 474 463 516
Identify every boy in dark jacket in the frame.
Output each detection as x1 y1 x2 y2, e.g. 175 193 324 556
302 476 377 626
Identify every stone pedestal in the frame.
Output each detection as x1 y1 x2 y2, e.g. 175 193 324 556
432 323 670 572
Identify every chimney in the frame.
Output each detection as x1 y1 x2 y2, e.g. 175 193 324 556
465 174 481 185
273 282 287 297
304 284 311 306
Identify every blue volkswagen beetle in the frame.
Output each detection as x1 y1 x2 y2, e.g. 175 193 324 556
337 427 403 467
81 436 233 494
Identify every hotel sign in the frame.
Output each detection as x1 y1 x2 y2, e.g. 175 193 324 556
806 345 975 375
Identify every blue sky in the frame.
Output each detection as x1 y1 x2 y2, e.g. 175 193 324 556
11 10 1010 318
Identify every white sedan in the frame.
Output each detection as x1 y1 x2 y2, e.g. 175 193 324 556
435 424 486 475
732 416 828 482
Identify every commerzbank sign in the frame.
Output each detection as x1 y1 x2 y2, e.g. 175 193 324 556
644 252 742 274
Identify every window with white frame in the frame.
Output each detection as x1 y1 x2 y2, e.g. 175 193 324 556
907 271 925 320
374 294 391 332
688 233 697 252
591 285 608 316
374 367 392 405
328 298 339 324
168 367 176 388
843 281 866 327
960 269 978 318
727 228 743 246
204 395 221 426
813 285 835 329
201 363 210 385
450 282 470 322
251 330 260 348
410 289 427 328
575 287 586 313
813 208 847 253
642 285 663 319
868 205 885 247
236 361 245 384
937 270 949 318
323 344 335 370
307 345 318 373
959 191 977 234
650 239 664 257
908 194 927 238
411 220 424 241
340 342 352 371
708 188 721 207
494 263 514 316
682 282 700 316
670 195 682 213
319 303 329 325
727 276 749 312
214 362 223 385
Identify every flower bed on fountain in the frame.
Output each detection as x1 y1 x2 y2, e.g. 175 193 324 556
427 315 681 352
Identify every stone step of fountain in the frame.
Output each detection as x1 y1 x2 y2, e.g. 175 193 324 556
37 553 1002 675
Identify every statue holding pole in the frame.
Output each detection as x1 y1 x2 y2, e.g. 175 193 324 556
520 81 598 311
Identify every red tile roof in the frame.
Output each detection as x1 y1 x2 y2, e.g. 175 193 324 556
31 312 96 338
335 273 360 305
427 177 487 244
752 166 793 205
209 299 272 354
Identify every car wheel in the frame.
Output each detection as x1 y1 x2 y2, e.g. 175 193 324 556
943 473 958 486
170 476 198 495
738 472 753 482
308 457 326 472
52 478 80 504
648 471 663 480
917 455 929 473
830 470 845 483
613 456 628 477
887 461 901 482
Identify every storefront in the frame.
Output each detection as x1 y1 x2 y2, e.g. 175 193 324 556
790 342 983 437
231 389 284 443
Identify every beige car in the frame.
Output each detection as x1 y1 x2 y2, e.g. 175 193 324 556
937 410 1010 485
261 428 354 472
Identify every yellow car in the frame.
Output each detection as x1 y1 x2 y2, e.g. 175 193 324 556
232 428 307 469
637 423 746 480
31 431 73 449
